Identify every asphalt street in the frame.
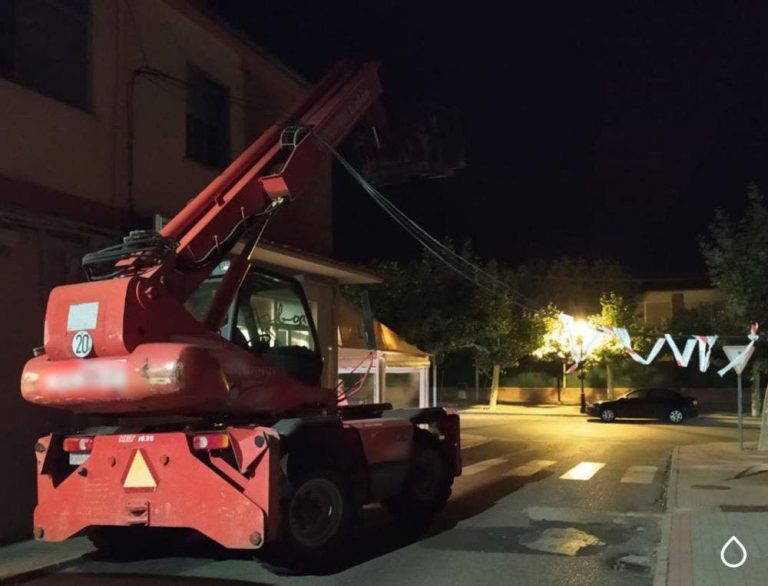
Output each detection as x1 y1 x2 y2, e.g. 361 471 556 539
13 412 758 586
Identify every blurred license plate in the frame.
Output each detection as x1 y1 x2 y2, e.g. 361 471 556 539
69 453 90 466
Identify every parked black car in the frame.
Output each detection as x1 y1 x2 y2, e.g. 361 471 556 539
586 388 699 424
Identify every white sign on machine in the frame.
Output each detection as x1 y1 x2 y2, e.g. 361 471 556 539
67 302 99 358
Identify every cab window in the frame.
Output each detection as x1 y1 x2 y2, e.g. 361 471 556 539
235 272 317 352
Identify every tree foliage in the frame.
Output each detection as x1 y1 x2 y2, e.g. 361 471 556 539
518 257 640 316
701 184 768 327
347 245 542 374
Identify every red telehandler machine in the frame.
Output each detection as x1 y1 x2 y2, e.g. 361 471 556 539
20 62 461 559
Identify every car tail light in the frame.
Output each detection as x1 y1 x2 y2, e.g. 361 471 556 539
62 436 94 453
693 399 699 406
192 433 230 451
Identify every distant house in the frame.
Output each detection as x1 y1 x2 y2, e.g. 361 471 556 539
638 287 724 326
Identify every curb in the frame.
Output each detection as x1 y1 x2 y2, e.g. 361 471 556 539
1 555 86 584
0 539 93 584
653 446 680 586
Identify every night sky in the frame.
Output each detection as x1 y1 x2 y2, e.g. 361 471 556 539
208 1 768 279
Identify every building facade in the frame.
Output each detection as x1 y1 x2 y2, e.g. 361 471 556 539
0 0 348 543
638 287 724 326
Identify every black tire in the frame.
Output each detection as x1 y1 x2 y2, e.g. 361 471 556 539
668 409 685 424
283 466 353 559
600 408 616 423
383 431 452 524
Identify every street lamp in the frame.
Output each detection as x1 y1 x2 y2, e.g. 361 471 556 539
576 334 586 413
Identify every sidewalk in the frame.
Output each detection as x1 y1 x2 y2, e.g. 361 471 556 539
459 403 762 427
459 403 586 417
0 537 93 582
659 441 768 586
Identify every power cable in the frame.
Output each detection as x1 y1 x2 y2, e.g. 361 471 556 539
314 133 542 311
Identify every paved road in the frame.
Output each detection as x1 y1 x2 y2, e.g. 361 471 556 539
17 413 758 586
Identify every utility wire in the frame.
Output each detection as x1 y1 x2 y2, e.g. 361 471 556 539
314 133 542 311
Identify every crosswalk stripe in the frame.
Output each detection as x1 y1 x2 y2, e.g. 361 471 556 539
462 457 509 476
560 461 605 481
620 465 657 484
506 459 557 477
461 434 491 450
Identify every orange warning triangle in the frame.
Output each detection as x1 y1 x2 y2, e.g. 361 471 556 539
123 450 157 489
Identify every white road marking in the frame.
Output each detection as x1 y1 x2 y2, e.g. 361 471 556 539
462 457 509 476
506 459 557 477
560 461 605 481
461 434 491 450
620 465 658 484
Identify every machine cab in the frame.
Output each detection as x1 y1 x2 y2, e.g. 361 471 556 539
187 262 324 386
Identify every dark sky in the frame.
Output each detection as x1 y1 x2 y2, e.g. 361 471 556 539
207 1 768 279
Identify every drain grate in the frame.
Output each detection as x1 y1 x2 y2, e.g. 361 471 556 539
720 505 768 512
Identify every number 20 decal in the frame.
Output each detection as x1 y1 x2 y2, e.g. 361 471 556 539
72 331 93 358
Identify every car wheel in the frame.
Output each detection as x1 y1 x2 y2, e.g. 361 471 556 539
600 408 616 423
668 409 684 424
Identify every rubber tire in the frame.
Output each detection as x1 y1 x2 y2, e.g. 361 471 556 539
600 408 616 423
383 431 453 525
668 409 685 424
283 466 353 560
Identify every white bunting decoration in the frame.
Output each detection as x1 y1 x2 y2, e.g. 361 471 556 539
559 314 607 373
614 328 666 365
696 336 718 373
664 335 697 367
556 314 759 376
717 324 759 377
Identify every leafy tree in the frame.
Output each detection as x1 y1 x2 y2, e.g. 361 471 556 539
518 257 640 316
474 266 544 409
353 246 485 358
347 245 543 409
700 184 768 433
588 293 646 398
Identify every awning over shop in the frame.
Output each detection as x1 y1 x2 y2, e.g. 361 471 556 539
336 296 431 407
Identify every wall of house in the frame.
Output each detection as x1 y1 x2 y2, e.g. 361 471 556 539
639 288 724 325
0 227 78 544
0 0 321 544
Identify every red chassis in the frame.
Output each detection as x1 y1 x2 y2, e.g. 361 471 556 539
33 411 461 549
22 61 462 556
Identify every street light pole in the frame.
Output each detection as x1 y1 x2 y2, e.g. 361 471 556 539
577 335 586 413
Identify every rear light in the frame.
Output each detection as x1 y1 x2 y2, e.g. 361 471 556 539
693 399 699 406
62 436 94 453
191 433 230 451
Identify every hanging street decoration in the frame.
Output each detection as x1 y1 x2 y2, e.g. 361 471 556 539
717 323 759 377
613 328 666 365
697 336 719 373
664 335 697 367
559 314 608 373
557 315 759 376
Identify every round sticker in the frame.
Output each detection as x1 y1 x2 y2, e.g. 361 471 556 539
72 330 93 358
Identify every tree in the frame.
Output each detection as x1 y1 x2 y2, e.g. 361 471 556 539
346 245 543 409
518 257 640 316
354 247 485 358
588 293 645 399
700 184 768 442
474 266 544 409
